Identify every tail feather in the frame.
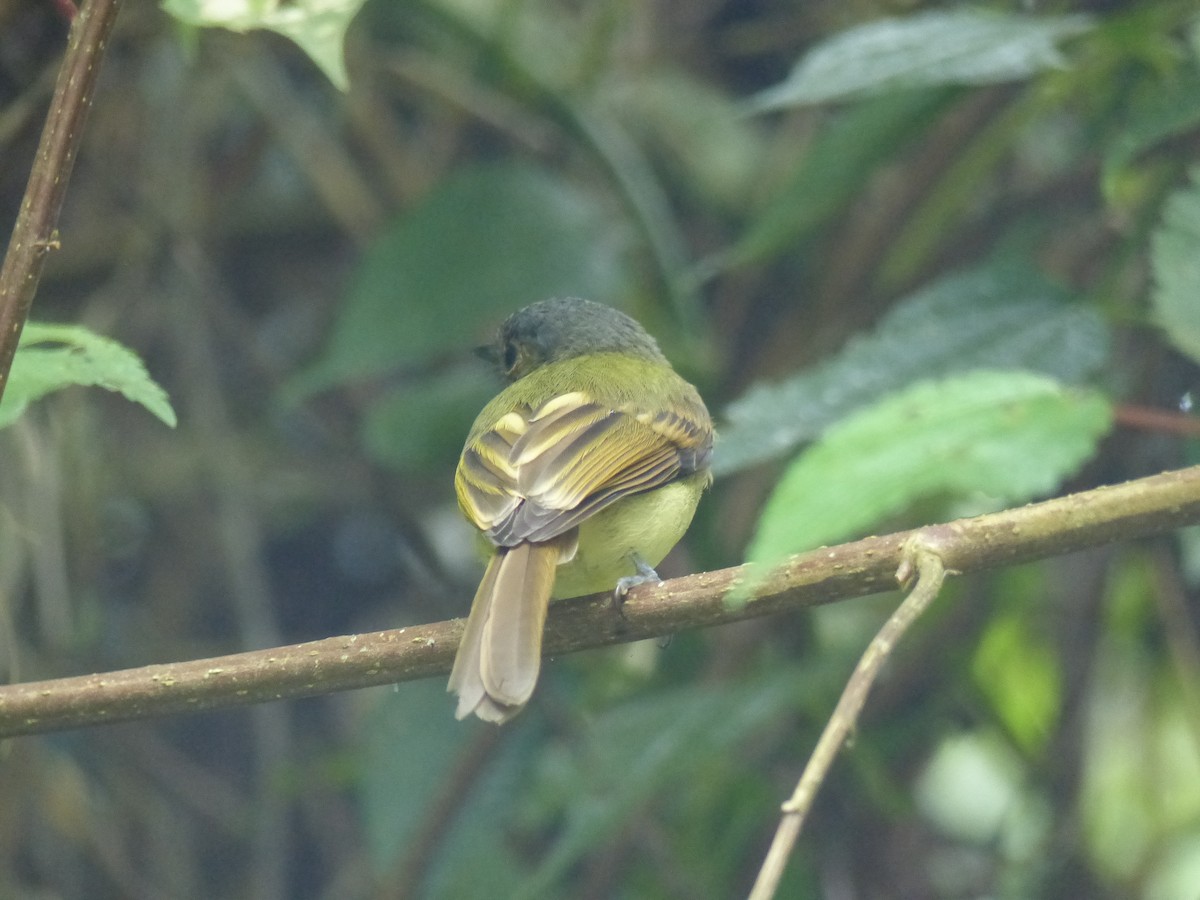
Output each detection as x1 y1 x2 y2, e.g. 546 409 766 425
447 552 501 720
448 541 559 723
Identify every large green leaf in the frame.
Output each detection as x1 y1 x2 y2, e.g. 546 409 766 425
744 370 1111 573
162 0 365 90
359 681 464 875
749 10 1094 111
0 323 176 429
1150 172 1200 364
716 263 1109 475
289 162 632 399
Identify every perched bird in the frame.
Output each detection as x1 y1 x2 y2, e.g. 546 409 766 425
448 297 713 723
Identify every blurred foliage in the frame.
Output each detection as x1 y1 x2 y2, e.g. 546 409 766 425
292 161 633 394
716 259 1111 472
0 0 1199 899
748 10 1095 110
1152 172 1200 363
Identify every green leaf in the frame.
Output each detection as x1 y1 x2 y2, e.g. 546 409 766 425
718 89 948 271
288 162 632 398
162 0 365 90
972 603 1061 754
1150 172 1200 364
717 262 1110 475
744 370 1111 573
0 323 177 429
749 10 1094 110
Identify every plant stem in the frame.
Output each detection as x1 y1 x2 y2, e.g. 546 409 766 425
748 542 946 900
0 0 123 402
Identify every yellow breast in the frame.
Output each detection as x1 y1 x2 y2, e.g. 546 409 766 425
551 472 707 599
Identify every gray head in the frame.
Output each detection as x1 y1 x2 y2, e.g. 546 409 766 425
482 297 667 381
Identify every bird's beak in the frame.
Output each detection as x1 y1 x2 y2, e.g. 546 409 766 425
474 343 501 366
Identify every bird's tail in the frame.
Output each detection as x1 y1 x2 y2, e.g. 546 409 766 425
448 540 563 723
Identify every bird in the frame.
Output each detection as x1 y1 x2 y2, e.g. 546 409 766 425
448 297 713 723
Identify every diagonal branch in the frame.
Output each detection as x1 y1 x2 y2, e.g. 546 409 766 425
1 464 1199 739
0 0 123 402
748 539 948 900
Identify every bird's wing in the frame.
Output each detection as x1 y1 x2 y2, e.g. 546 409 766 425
455 389 711 547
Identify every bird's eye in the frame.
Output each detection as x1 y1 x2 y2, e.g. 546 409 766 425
503 341 519 372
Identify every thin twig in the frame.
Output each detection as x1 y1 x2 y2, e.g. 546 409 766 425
1114 404 1200 439
0 466 1198 738
0 0 124 402
747 538 948 900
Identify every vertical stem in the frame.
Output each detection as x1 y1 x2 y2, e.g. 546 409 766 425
0 0 124 401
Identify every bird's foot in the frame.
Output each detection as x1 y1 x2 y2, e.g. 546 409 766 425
612 555 662 616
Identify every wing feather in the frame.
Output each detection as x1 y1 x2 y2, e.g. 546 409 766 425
456 385 712 547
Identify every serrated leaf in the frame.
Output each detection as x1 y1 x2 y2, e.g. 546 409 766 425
717 262 1109 475
0 323 177 429
744 370 1111 575
1151 172 1200 364
749 10 1094 111
288 162 631 399
162 0 365 90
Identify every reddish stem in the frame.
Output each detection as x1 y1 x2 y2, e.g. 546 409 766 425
49 0 79 23
1114 403 1200 439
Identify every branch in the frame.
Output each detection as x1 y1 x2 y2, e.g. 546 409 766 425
1114 403 1200 439
1 465 1199 738
748 540 948 900
0 0 123 402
